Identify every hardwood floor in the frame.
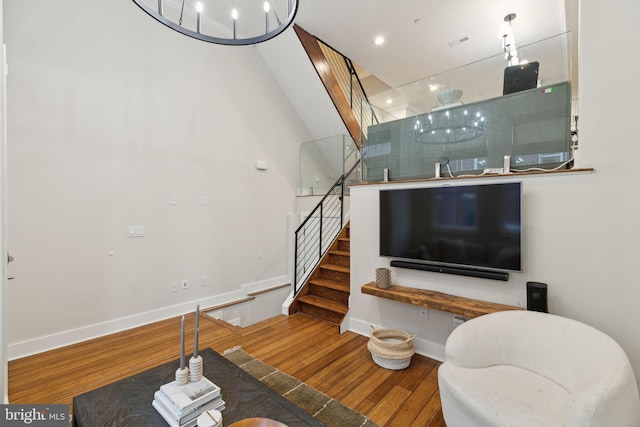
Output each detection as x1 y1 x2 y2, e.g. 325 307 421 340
8 313 446 426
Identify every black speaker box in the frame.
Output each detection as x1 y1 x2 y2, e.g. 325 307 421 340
527 282 548 313
503 61 539 95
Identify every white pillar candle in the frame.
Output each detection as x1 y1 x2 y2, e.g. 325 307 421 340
179 315 185 370
193 304 200 357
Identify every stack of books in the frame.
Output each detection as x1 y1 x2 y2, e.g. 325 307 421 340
152 376 225 427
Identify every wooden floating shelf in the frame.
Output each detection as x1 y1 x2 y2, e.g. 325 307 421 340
361 282 523 318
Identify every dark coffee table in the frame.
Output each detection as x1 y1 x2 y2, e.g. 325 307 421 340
73 348 324 427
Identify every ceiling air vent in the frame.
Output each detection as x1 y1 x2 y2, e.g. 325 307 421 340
448 35 470 48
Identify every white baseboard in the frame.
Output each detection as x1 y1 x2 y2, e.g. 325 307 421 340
8 276 288 360
281 294 294 315
339 311 351 334
348 317 446 362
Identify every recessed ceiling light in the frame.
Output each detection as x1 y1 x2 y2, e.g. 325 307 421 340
374 36 385 45
386 99 393 104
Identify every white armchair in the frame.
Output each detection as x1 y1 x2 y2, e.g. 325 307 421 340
438 310 640 426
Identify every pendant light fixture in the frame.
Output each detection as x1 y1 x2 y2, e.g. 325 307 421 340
132 0 298 46
499 13 519 66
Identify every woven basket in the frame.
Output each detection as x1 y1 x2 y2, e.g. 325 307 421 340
367 326 415 370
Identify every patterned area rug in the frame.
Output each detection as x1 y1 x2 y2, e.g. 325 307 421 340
223 347 380 427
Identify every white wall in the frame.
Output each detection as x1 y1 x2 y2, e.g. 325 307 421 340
4 0 311 358
0 0 7 402
256 28 348 142
257 28 350 196
349 0 640 386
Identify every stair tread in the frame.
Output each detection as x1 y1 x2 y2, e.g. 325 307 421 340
330 250 350 257
320 263 350 274
309 278 350 292
294 222 350 322
298 295 349 314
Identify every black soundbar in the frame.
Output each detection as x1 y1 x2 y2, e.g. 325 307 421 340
390 260 509 281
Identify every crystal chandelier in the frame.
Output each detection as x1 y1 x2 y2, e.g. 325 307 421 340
132 0 299 45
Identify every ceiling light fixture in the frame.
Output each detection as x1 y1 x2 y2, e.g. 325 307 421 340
413 108 486 145
263 2 270 33
499 13 519 66
195 2 203 33
132 0 298 46
374 36 385 45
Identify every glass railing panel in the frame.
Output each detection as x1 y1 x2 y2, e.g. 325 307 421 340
367 32 572 118
363 81 571 181
299 135 360 195
361 33 574 182
342 134 361 193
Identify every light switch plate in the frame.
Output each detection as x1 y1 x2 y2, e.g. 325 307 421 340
255 160 268 170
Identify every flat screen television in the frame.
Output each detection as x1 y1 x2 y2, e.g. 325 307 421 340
380 182 522 272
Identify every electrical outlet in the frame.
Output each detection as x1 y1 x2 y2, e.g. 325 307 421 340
181 279 188 290
170 281 178 293
127 225 145 238
201 276 207 286
453 314 469 327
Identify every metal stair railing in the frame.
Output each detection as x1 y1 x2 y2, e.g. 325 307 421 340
293 159 360 294
316 39 379 140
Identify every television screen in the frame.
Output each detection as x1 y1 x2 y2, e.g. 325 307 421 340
380 182 522 271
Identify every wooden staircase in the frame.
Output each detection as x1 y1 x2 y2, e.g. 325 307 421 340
291 223 350 325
